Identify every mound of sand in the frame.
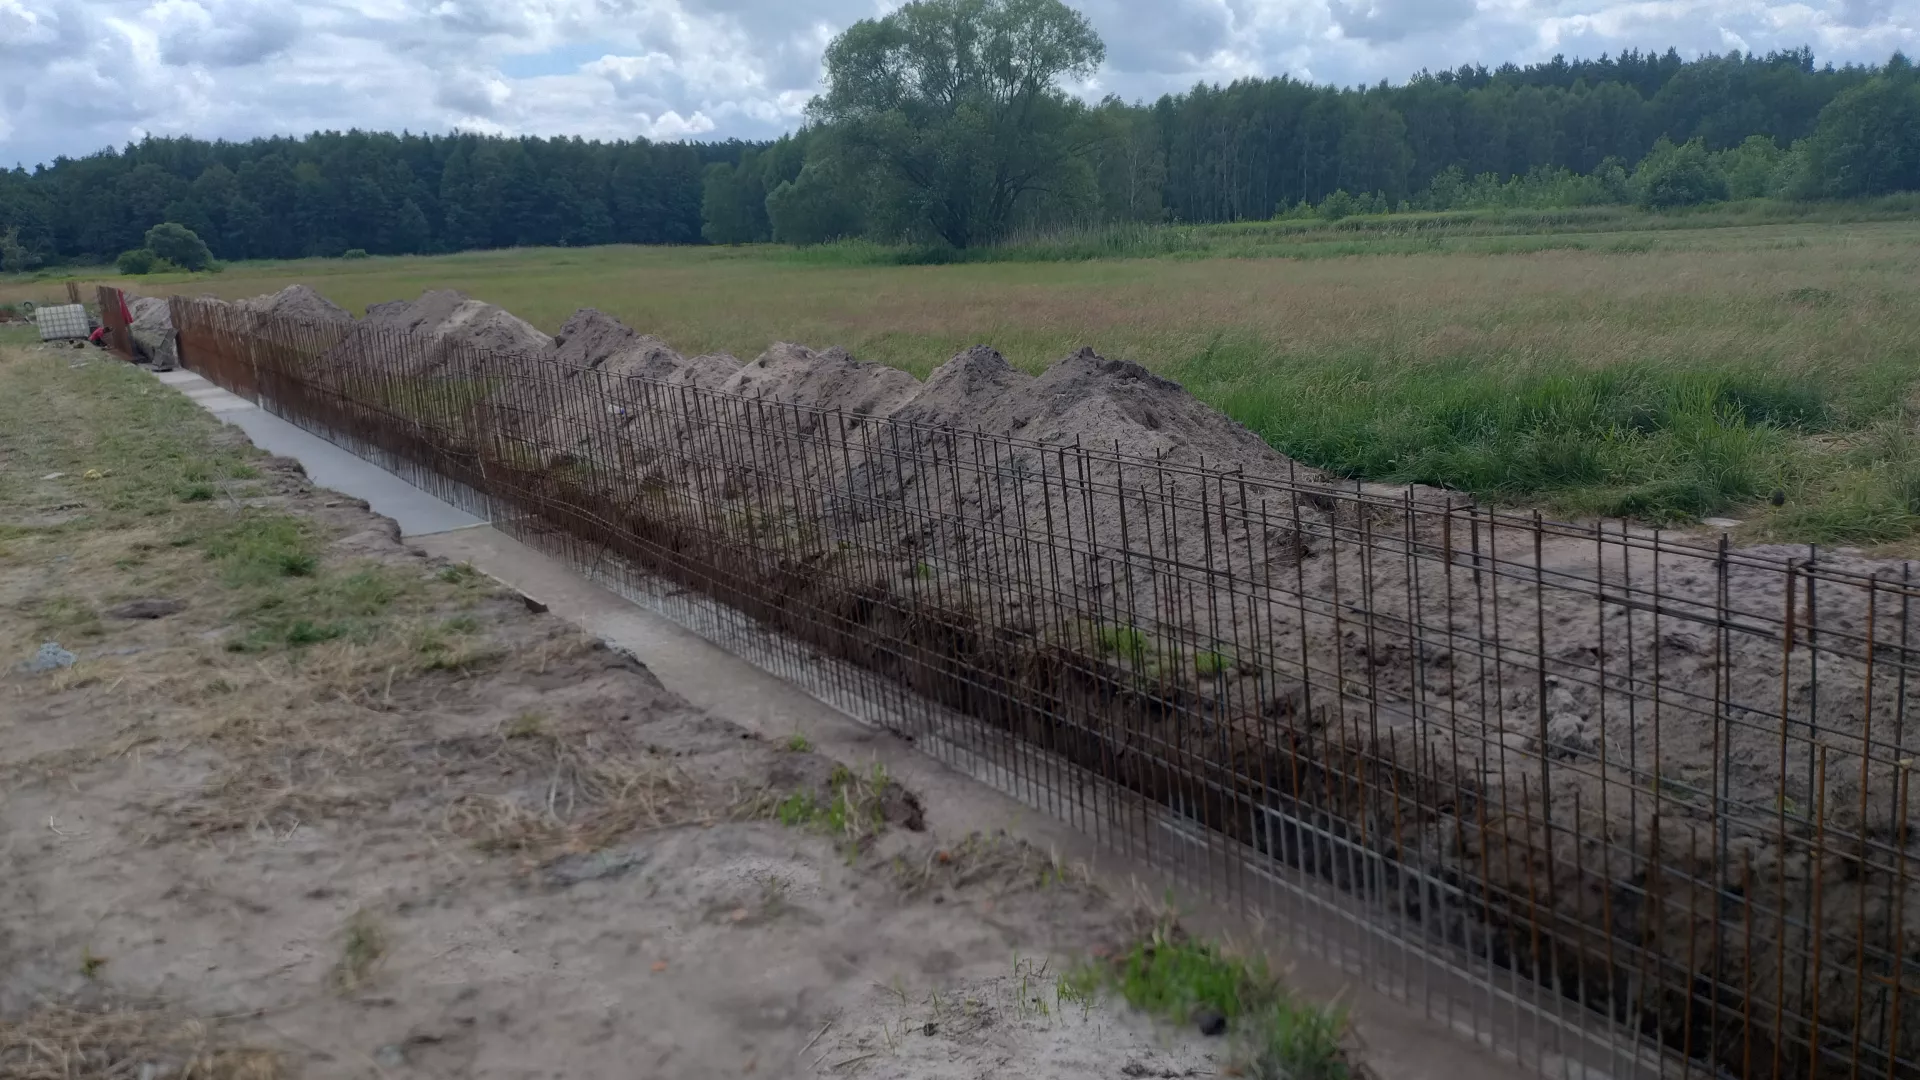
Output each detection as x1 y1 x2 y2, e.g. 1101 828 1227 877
890 345 1036 431
721 343 921 429
237 284 352 327
127 296 179 371
1018 348 1305 477
326 289 551 376
667 353 745 389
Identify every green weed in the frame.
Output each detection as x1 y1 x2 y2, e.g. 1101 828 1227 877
1192 649 1233 677
437 562 481 584
785 732 813 753
767 762 891 849
1096 623 1152 666
1077 924 1349 1080
199 514 317 583
227 566 416 651
331 910 385 994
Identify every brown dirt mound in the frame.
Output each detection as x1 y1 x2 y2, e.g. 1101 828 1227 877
550 308 682 379
329 290 551 376
1022 347 1310 477
126 296 179 371
667 353 744 389
237 284 352 327
891 344 1036 430
720 343 922 429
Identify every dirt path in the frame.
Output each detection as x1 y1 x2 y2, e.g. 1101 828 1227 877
0 343 1235 1079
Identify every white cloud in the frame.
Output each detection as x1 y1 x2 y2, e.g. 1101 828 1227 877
0 0 1915 168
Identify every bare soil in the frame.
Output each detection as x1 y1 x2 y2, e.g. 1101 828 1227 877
0 345 1227 1080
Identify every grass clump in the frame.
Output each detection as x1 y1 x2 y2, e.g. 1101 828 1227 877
330 910 384 994
1095 623 1152 666
437 562 481 585
225 566 418 652
1075 922 1349 1080
784 732 812 753
1192 648 1233 677
765 763 894 851
199 514 318 583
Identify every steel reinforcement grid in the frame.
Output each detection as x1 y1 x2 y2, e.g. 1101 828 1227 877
157 290 1920 1080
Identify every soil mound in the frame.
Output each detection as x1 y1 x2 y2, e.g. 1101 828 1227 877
721 343 921 427
891 345 1035 431
667 353 745 389
127 296 179 371
550 308 681 378
331 289 550 375
1017 348 1308 480
237 284 351 327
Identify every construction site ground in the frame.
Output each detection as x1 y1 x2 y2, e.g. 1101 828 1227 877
0 338 1519 1079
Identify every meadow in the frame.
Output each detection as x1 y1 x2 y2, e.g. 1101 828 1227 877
8 206 1920 542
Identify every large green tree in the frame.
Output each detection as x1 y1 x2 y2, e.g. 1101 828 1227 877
808 0 1105 248
1794 61 1920 198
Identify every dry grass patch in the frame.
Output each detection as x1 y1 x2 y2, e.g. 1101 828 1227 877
0 1004 283 1080
440 721 692 856
892 830 1096 897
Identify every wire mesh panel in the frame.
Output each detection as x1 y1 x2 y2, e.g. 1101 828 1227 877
169 296 1920 1080
34 303 89 341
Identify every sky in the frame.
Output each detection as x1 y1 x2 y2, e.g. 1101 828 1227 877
1 0 1915 169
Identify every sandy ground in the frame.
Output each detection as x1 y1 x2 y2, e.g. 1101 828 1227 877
0 342 1226 1080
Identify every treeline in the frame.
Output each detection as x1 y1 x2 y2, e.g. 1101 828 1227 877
2 45 1918 269
0 133 755 268
707 47 1920 245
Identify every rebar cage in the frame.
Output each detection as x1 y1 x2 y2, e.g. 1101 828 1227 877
146 286 1920 1080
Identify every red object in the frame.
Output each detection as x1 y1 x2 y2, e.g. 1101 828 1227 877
90 326 106 345
118 293 133 327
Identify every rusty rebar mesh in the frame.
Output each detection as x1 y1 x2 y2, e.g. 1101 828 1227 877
95 286 134 361
161 292 1920 1080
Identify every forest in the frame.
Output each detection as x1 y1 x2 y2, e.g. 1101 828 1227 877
2 34 1917 268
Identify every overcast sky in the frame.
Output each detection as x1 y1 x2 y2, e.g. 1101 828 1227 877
1 0 1914 170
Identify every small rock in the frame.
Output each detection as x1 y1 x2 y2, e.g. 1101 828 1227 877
373 1044 406 1068
1194 1007 1227 1037
540 846 652 887
1546 686 1581 716
23 642 76 673
107 598 186 620
1546 713 1595 757
40 472 63 480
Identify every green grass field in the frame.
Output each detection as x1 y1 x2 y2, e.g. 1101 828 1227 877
9 207 1920 542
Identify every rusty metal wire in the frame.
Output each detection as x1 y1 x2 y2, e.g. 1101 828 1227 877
168 294 1920 1080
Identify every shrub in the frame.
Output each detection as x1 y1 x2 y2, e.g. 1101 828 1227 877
1317 190 1357 221
142 222 215 271
1632 138 1729 210
116 248 159 275
342 248 370 259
